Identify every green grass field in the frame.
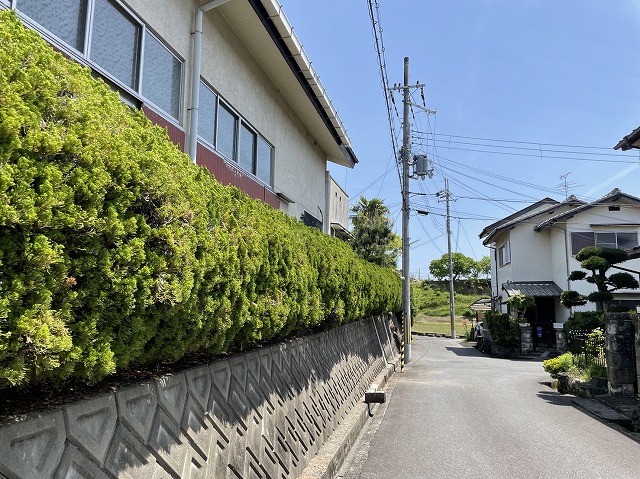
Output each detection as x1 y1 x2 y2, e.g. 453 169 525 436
412 313 475 337
411 281 486 337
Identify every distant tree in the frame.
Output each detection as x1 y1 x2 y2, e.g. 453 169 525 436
471 255 491 279
560 246 639 312
429 252 476 281
349 197 400 268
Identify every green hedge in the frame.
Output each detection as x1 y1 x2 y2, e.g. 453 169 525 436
0 11 401 389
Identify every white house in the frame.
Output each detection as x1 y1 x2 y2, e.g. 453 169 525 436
480 189 640 347
2 0 357 230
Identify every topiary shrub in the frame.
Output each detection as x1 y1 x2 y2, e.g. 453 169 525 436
0 11 402 390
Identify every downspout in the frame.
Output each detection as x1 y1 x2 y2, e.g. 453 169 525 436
564 229 571 291
187 0 233 163
324 171 331 234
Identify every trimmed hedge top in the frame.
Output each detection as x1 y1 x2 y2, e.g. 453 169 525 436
0 11 401 389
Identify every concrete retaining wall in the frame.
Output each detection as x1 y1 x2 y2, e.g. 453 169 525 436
0 316 396 479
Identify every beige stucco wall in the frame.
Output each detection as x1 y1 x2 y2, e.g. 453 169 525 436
329 176 350 230
124 0 328 221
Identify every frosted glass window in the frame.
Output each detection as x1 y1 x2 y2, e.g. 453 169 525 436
617 232 637 251
595 232 616 249
217 103 237 160
142 32 181 120
19 0 87 51
256 137 273 185
197 81 216 145
239 124 256 173
90 0 140 89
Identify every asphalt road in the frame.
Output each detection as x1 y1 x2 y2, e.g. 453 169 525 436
339 336 640 479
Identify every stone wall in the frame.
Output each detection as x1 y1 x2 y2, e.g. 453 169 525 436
0 315 397 479
605 313 637 396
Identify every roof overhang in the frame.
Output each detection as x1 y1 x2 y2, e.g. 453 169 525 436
614 125 640 151
217 0 357 168
469 298 492 312
330 222 353 240
502 281 563 297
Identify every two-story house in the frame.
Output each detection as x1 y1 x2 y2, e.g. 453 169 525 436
480 189 640 347
2 0 356 231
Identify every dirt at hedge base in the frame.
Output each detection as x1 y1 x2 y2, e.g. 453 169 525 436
0 351 226 425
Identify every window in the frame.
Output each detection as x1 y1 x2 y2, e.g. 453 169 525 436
90 0 140 90
16 0 182 122
499 241 511 267
142 31 181 120
571 231 638 255
256 136 273 185
197 81 217 145
18 0 87 51
239 124 256 173
301 211 322 230
217 102 237 160
197 83 274 186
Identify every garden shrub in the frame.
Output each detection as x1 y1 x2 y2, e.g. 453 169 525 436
542 352 573 378
563 311 604 335
484 311 519 348
0 11 402 389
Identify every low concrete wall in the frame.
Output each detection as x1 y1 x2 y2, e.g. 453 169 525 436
0 315 397 479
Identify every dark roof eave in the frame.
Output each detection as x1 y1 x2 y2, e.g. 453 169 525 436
614 125 640 151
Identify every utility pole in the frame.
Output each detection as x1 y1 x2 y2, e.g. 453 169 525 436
444 178 456 339
390 57 429 365
401 57 412 364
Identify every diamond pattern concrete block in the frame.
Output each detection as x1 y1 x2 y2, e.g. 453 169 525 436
105 422 157 479
246 350 261 383
227 377 251 432
205 421 231 478
64 392 117 465
229 355 248 391
270 343 284 375
206 387 235 445
180 449 209 479
0 409 65 479
181 395 212 460
245 373 265 420
150 462 174 479
259 347 272 378
52 443 110 479
148 408 188 478
227 427 249 479
185 365 212 411
116 382 157 444
210 359 231 401
155 373 188 425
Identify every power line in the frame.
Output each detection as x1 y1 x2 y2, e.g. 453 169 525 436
431 133 640 153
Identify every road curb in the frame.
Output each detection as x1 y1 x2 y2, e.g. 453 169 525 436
299 359 398 479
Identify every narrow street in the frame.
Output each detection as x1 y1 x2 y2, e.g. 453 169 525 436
340 336 639 479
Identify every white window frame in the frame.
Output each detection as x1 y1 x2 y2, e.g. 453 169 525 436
11 0 184 125
197 81 274 187
570 231 639 255
499 241 511 267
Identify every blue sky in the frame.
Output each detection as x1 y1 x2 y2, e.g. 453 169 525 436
282 1 640 278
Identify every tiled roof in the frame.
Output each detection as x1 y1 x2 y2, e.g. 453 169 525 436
481 196 583 245
534 189 640 231
502 281 563 297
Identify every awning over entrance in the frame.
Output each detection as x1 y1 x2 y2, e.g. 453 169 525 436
502 281 563 297
469 297 492 311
